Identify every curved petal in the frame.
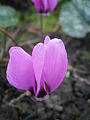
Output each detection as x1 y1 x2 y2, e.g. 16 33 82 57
32 43 45 95
49 0 58 11
44 35 51 44
6 47 35 90
33 0 41 12
43 38 68 92
42 0 49 12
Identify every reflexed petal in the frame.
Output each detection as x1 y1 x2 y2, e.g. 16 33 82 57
33 0 41 12
43 39 68 92
49 0 58 11
32 43 45 94
32 0 34 3
44 35 51 44
42 0 49 12
7 47 35 90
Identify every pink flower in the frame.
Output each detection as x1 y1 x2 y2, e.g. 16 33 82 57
6 36 68 100
32 0 58 14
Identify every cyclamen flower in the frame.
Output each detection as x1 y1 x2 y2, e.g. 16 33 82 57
6 36 68 100
32 0 58 14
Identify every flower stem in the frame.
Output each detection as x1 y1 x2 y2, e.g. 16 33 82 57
0 28 17 45
40 14 43 37
0 34 6 65
2 35 6 58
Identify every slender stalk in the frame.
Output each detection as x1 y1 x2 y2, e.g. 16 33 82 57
0 34 6 65
40 14 43 37
0 28 17 45
2 35 6 58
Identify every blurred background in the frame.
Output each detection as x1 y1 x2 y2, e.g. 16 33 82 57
0 0 90 120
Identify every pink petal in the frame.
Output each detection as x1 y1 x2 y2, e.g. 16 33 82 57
32 0 41 12
44 35 51 44
32 43 45 95
49 0 58 11
7 47 35 91
43 38 68 92
42 0 49 12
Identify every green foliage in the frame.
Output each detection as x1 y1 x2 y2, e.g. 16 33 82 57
0 5 18 28
66 71 70 79
72 0 90 21
59 0 90 38
75 117 84 120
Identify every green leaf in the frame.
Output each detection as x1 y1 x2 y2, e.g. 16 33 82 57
66 71 70 79
0 5 16 17
72 0 90 21
0 17 18 28
0 5 18 28
59 2 90 38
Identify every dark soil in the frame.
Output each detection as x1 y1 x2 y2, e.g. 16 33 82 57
0 33 90 120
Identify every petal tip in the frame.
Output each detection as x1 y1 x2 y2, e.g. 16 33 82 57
44 35 51 44
9 47 19 55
